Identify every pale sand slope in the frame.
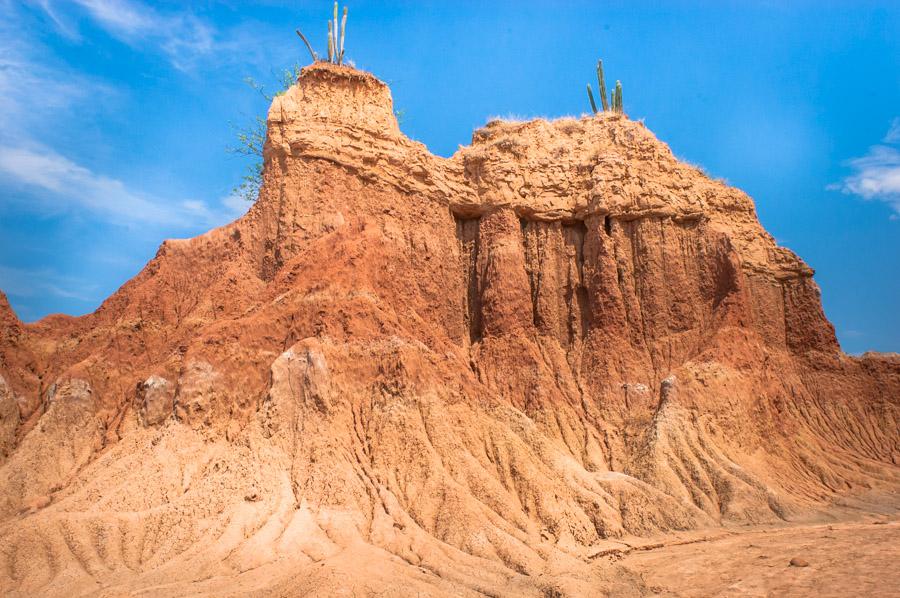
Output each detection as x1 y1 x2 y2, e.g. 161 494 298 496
620 515 900 597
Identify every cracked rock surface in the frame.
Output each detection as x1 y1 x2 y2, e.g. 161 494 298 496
0 63 897 596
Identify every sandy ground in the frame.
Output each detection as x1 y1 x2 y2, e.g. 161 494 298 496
616 518 900 597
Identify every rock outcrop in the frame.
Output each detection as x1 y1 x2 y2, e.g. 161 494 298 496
0 63 897 597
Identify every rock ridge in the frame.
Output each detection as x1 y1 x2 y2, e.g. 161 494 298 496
0 62 897 597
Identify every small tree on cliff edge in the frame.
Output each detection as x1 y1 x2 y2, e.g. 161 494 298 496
230 3 351 203
228 65 301 202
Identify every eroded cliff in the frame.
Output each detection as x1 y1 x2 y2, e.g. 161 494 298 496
0 62 897 597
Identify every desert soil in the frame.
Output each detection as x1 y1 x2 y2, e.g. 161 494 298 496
619 516 900 597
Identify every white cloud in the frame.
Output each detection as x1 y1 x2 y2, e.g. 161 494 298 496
839 146 900 199
0 5 115 136
0 145 239 228
885 118 900 144
28 0 81 40
830 119 900 216
0 4 245 231
68 0 215 70
0 264 99 303
0 4 251 232
221 193 252 219
73 0 158 36
31 0 282 73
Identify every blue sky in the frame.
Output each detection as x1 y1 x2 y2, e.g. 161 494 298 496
0 1 897 354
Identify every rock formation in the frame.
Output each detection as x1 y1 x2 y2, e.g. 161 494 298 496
0 63 897 596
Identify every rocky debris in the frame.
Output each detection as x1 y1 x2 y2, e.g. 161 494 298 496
0 378 99 518
0 292 21 342
46 378 95 408
136 375 174 426
173 361 225 428
293 343 332 414
657 375 677 410
0 376 19 461
622 382 652 411
0 63 896 597
789 557 810 567
21 494 51 514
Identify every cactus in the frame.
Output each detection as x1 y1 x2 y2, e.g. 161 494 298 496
296 3 350 65
339 6 348 64
597 60 609 112
327 20 334 62
295 29 318 62
333 2 339 61
587 58 623 114
587 85 598 114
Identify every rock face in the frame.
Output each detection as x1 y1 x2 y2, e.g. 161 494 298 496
136 375 174 426
0 63 898 596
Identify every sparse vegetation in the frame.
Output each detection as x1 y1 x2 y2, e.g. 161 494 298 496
297 2 349 65
231 3 353 203
228 64 302 202
587 59 623 114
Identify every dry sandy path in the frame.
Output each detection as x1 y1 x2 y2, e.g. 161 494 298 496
619 519 900 597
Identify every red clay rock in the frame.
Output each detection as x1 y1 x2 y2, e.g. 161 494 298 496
0 63 897 596
136 375 174 426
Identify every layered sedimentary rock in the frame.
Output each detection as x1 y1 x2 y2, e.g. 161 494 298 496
0 63 897 596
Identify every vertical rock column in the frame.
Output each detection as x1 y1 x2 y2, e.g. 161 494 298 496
581 215 629 345
477 209 534 338
455 215 483 345
579 215 654 402
781 276 840 354
520 219 590 349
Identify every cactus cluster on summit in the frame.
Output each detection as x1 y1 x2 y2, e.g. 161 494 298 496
297 2 349 65
587 59 623 114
